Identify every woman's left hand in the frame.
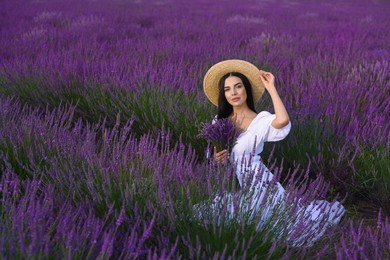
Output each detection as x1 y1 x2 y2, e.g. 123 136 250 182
259 70 276 91
214 147 228 165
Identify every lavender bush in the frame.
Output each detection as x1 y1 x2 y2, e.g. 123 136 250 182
0 0 389 258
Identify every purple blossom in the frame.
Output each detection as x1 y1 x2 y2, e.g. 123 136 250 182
115 206 126 227
198 118 243 152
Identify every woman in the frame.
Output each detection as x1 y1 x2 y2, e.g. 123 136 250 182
199 59 345 247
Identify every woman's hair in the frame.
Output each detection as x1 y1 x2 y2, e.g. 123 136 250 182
217 72 257 119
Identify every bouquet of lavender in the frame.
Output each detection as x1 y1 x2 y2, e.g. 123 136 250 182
198 117 243 152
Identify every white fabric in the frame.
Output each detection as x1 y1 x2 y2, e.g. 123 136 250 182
230 111 291 186
195 111 345 247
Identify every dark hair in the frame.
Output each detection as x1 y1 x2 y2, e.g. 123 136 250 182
217 72 257 119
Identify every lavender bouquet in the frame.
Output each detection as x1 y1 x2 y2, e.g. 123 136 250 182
198 117 243 152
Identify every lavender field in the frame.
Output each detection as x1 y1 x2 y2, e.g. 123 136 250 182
0 0 389 258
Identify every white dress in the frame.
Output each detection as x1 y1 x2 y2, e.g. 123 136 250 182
195 111 345 247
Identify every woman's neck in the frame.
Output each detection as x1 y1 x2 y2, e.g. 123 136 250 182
231 105 252 117
230 105 257 131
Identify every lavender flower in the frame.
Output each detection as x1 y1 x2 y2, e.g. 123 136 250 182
198 117 243 152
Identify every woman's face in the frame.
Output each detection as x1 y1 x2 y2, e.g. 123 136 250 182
224 76 247 107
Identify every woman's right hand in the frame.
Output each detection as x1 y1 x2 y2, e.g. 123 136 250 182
214 146 228 165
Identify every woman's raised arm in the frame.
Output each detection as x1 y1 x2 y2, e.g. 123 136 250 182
259 70 290 129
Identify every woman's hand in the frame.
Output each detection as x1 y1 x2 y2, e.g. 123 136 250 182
259 70 276 91
259 70 290 128
214 147 228 165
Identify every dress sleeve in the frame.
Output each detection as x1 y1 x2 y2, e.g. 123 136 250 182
256 111 291 142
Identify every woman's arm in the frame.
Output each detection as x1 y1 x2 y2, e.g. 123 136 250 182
259 70 290 129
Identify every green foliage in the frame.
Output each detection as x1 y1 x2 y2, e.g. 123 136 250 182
120 85 215 157
351 145 390 211
262 116 355 196
0 76 214 158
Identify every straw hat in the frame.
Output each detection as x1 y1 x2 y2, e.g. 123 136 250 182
203 59 265 106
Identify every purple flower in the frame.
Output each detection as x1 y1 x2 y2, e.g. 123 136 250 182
198 118 243 152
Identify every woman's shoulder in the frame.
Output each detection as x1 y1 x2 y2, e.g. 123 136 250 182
244 111 271 131
247 111 275 129
251 111 273 123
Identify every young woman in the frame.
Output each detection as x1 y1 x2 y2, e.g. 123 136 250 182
200 59 345 247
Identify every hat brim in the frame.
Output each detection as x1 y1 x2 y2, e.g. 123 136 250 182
203 59 265 106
